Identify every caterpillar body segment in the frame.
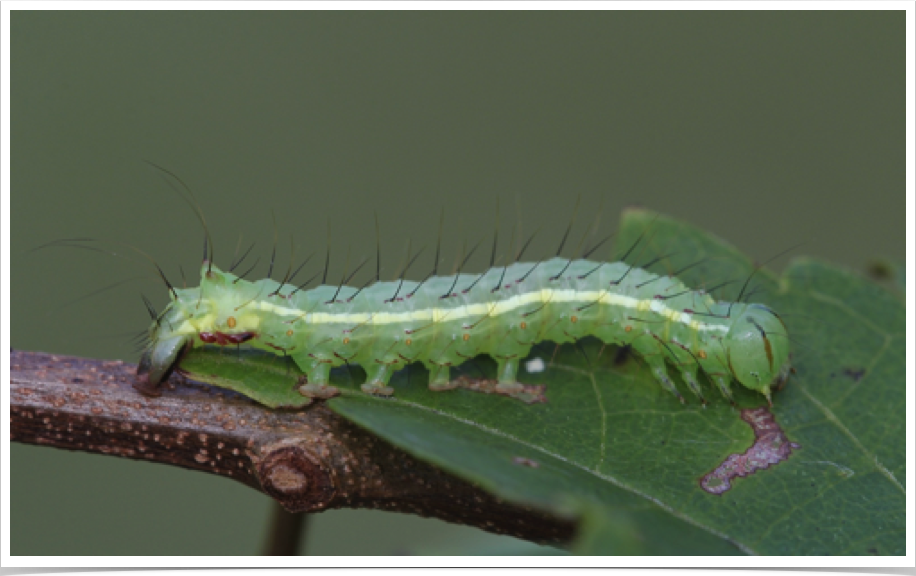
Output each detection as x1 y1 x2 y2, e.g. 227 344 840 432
138 256 791 405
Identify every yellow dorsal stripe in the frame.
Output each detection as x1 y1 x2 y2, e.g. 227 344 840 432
224 288 728 333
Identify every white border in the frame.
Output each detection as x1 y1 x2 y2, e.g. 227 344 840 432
2 1 913 569
3 0 915 10
0 0 12 567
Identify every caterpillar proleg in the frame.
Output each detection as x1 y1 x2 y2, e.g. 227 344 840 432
136 244 791 406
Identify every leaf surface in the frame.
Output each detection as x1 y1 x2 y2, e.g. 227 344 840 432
181 209 905 555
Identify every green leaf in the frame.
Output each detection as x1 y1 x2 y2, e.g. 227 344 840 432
178 209 905 555
179 348 312 409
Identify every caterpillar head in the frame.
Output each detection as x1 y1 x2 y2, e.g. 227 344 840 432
135 263 261 396
724 304 791 400
135 299 193 397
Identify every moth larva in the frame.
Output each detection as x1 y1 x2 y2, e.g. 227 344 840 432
136 251 791 406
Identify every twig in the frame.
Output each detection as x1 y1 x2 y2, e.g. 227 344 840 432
263 503 308 555
10 349 574 546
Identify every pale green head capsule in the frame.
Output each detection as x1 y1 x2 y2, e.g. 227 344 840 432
135 263 243 395
134 282 201 397
136 333 190 396
724 304 791 401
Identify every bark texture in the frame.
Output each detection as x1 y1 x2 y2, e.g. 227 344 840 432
10 349 574 545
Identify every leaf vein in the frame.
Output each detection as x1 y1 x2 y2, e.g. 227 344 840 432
387 396 757 555
796 385 904 495
589 373 608 471
809 290 891 337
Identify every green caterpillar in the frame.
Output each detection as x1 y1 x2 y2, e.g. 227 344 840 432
136 251 791 406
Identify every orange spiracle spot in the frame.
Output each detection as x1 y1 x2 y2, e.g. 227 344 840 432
227 317 237 328
462 334 470 341
286 329 294 336
405 339 412 346
624 325 632 333
343 337 351 345
698 349 708 359
570 315 578 323
520 322 527 329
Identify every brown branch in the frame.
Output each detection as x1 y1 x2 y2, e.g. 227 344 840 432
10 349 574 546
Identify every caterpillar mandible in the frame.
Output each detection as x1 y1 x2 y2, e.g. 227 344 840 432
135 230 791 407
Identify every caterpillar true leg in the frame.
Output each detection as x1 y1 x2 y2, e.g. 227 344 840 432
630 337 685 403
135 237 790 408
708 373 737 405
678 366 707 404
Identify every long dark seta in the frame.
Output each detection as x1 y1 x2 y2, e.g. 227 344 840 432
463 206 502 294
706 279 740 298
441 240 479 299
280 234 297 283
140 294 159 325
346 275 375 303
325 245 352 304
35 237 182 309
554 194 582 258
229 234 244 269
609 227 653 285
549 257 575 282
229 241 257 273
36 238 121 260
28 236 94 253
288 269 322 297
490 221 518 292
490 265 508 293
489 202 501 269
512 228 544 283
286 252 315 285
654 288 693 301
516 260 544 284
232 256 261 284
153 263 178 299
638 252 676 274
386 241 425 303
407 271 433 299
123 179 794 412
433 208 444 277
636 257 709 289
128 328 149 345
49 274 150 317
410 211 447 299
581 233 614 260
461 266 489 294
374 213 382 283
142 160 213 270
266 213 279 280
320 235 331 286
267 236 295 297
727 242 804 317
550 196 587 281
330 255 369 304
515 227 541 263
270 249 314 298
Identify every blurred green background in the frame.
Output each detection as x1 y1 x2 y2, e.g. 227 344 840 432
11 11 904 555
